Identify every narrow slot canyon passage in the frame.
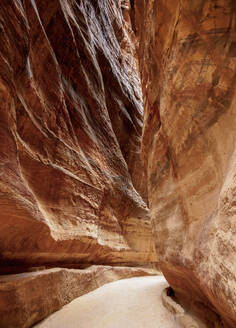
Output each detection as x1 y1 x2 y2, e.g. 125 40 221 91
35 276 179 328
0 0 235 327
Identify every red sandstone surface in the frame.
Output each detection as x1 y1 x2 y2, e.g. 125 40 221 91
0 0 156 267
135 0 236 326
0 0 236 327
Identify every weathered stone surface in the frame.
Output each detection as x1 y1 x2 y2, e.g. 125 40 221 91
0 265 157 328
0 0 156 267
135 0 236 326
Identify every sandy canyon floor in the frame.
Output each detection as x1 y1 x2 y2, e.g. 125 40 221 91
35 275 180 328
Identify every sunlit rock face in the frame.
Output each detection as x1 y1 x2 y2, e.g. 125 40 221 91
0 0 156 267
135 0 236 326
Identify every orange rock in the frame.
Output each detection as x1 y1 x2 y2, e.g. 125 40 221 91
136 0 236 326
0 0 156 268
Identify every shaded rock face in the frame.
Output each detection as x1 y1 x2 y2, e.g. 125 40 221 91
0 0 156 267
135 0 236 326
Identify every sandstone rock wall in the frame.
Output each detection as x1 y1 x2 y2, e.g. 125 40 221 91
0 0 156 268
135 0 236 326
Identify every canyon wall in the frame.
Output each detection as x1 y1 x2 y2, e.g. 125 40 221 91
2 0 236 326
0 0 156 269
135 0 236 326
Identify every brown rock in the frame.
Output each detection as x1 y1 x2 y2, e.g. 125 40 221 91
136 0 236 326
0 0 156 267
0 265 157 328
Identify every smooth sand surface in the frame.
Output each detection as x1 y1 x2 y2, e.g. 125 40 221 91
35 275 180 328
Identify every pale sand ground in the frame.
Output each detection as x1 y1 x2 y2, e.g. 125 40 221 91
35 275 180 328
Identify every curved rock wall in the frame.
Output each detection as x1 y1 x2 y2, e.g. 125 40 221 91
0 0 156 267
135 0 236 326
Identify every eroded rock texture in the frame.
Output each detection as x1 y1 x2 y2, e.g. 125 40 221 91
136 0 236 326
0 0 156 267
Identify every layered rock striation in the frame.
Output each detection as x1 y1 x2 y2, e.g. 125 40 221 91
135 0 236 326
0 0 156 268
2 0 236 327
